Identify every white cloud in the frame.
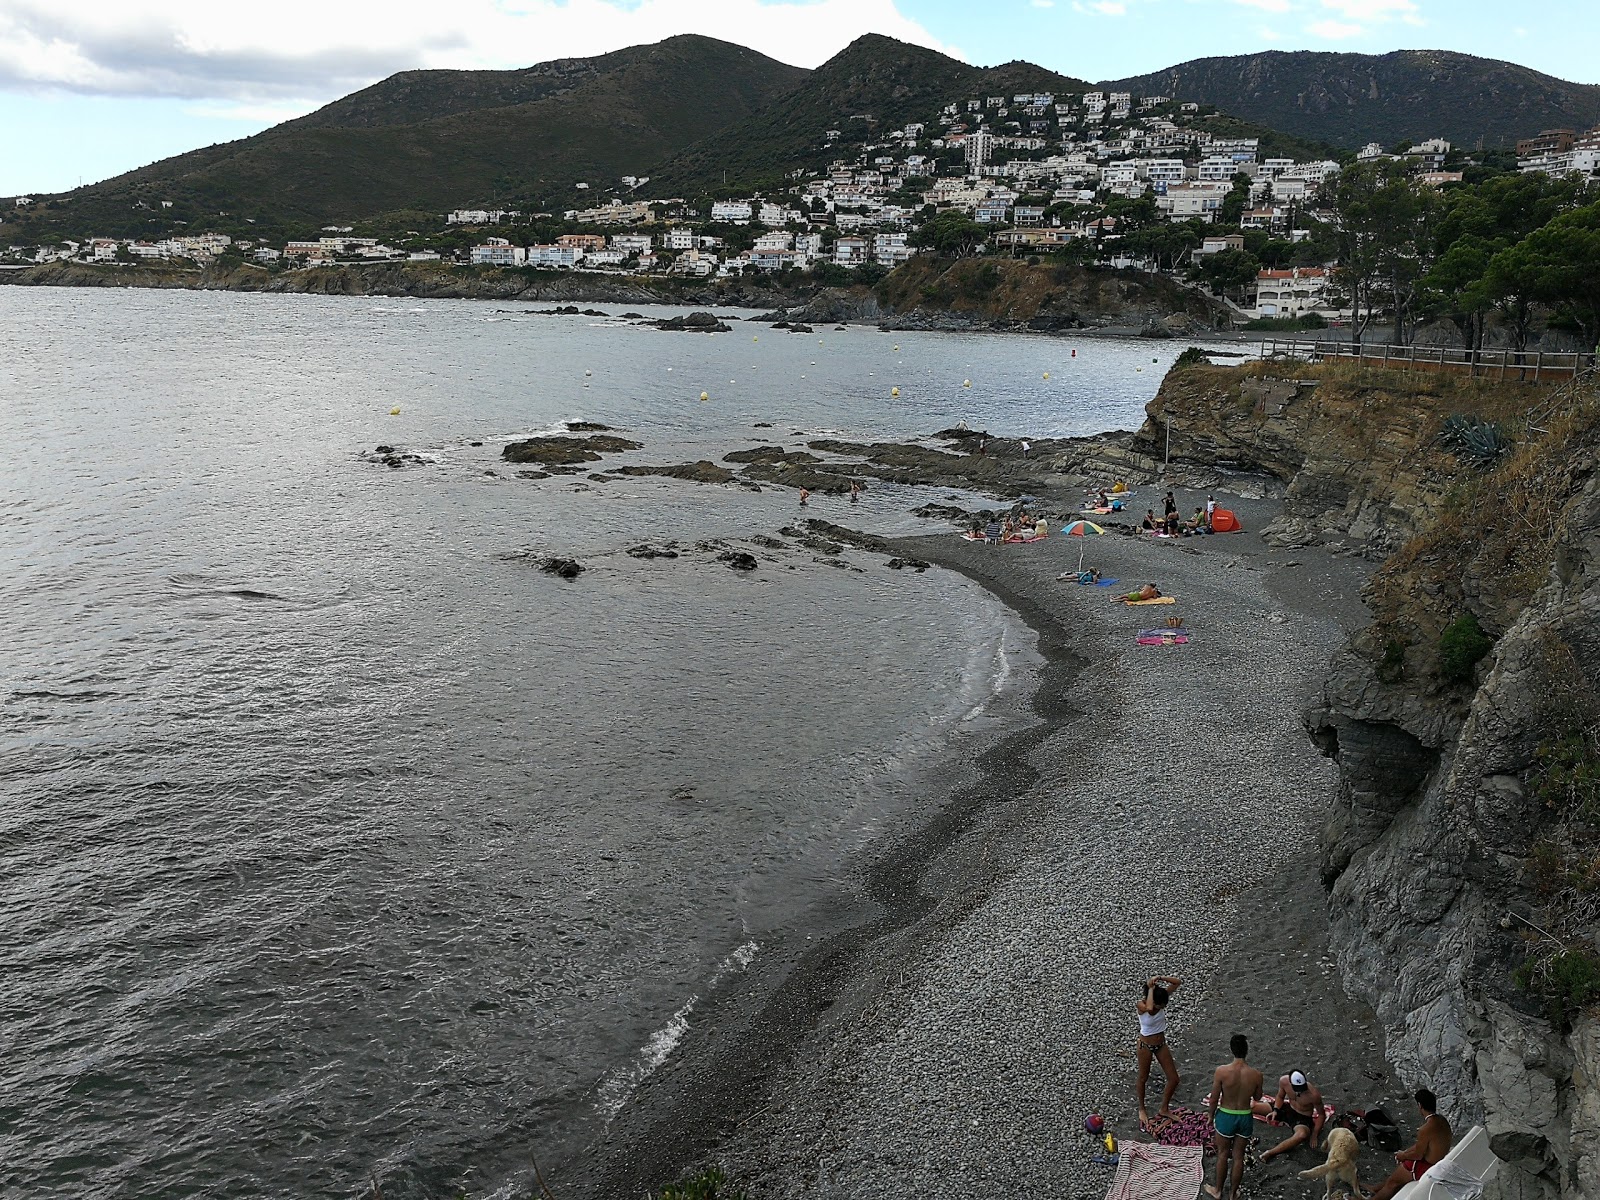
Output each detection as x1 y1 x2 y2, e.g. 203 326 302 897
1233 0 1291 13
1307 18 1364 38
0 0 958 102
1316 0 1422 24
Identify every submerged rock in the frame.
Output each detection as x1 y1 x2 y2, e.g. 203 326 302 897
613 461 735 484
626 544 680 559
565 421 613 432
718 551 758 571
654 311 731 333
540 558 583 579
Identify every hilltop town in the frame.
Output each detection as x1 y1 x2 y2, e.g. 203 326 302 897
6 81 1600 328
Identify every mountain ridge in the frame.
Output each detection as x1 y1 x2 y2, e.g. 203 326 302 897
1103 48 1600 149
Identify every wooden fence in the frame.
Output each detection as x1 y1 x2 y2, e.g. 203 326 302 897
1259 339 1597 383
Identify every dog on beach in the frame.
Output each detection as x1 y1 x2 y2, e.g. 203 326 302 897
1299 1127 1364 1199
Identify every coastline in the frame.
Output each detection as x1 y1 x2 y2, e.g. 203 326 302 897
569 489 1423 1199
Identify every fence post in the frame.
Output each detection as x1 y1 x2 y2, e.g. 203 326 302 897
1534 353 1542 384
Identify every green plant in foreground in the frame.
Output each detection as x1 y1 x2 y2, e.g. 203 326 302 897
1439 412 1514 470
1174 346 1210 368
1514 947 1600 1028
1530 731 1600 826
1439 613 1493 684
657 1167 746 1200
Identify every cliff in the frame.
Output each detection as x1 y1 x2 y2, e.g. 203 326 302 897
871 257 1228 335
1141 356 1600 1198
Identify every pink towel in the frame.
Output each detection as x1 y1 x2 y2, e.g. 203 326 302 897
1103 1142 1204 1200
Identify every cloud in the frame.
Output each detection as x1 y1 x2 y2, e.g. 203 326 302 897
1316 0 1422 25
0 0 959 102
1071 0 1126 13
1232 0 1291 12
1307 18 1364 38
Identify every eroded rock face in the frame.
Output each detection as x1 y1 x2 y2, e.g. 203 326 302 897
1310 469 1600 1199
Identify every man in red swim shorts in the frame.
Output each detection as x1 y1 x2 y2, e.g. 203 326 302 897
1369 1088 1453 1200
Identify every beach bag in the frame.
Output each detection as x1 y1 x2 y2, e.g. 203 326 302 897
1361 1108 1403 1151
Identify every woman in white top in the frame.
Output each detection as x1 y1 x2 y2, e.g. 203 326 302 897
1136 974 1183 1128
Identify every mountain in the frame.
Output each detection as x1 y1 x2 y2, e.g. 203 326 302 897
649 34 1092 194
1104 50 1600 151
19 36 807 234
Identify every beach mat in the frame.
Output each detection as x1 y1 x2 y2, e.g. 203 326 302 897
1122 596 1177 606
1103 1142 1203 1200
1142 1107 1212 1148
1137 628 1189 646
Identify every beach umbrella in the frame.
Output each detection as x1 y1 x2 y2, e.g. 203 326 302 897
1062 519 1105 572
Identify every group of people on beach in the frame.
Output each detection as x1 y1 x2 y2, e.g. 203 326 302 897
1136 976 1454 1200
1140 490 1218 537
974 505 1049 544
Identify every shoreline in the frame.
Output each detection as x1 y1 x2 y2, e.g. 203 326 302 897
570 486 1421 1199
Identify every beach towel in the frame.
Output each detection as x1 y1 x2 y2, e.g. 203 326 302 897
1096 578 1120 587
1142 1107 1213 1148
1122 596 1177 606
1137 628 1190 646
1102 1142 1204 1200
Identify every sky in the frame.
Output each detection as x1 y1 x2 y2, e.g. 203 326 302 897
2 0 1597 196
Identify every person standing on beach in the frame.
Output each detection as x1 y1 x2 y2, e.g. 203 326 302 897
1205 495 1217 528
799 487 810 506
1206 1034 1264 1200
849 481 861 503
1021 439 1031 459
1135 974 1183 1127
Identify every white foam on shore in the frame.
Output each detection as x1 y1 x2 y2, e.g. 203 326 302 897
594 940 760 1122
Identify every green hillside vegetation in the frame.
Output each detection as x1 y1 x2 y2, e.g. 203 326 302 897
1105 50 1600 150
648 35 1092 197
6 36 806 240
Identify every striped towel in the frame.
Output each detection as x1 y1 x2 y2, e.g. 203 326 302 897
1103 1142 1204 1200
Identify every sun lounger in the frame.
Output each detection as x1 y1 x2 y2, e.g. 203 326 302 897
1394 1126 1501 1200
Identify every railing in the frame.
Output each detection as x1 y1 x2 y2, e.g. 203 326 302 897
1259 339 1598 383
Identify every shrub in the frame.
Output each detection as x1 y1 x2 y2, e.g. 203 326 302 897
1530 731 1600 825
1439 613 1492 684
1514 948 1600 1028
1378 637 1408 683
1173 346 1211 368
657 1167 745 1200
1440 413 1514 470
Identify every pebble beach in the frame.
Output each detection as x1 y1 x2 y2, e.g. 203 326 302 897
578 488 1427 1200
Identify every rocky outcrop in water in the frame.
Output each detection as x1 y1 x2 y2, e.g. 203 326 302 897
501 434 642 464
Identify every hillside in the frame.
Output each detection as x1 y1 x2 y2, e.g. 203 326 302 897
644 35 1093 194
10 36 807 237
1105 49 1600 150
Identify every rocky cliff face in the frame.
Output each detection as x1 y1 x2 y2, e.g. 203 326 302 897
1145 358 1600 1198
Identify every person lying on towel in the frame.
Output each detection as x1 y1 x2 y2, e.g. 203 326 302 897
1114 584 1161 603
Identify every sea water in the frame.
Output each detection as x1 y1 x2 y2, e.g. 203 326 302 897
0 287 1161 1198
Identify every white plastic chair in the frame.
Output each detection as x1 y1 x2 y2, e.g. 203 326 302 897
1393 1125 1501 1200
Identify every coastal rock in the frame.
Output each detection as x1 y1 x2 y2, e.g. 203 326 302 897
613 461 735 485
885 558 931 572
500 433 642 464
718 551 758 571
654 311 732 333
565 421 613 432
914 503 972 521
540 557 583 579
625 544 680 559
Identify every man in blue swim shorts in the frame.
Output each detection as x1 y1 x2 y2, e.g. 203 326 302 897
1205 1033 1264 1200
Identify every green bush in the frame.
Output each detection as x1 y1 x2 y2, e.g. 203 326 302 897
1173 346 1211 368
1530 731 1600 825
1378 637 1409 683
1439 613 1493 683
1515 948 1600 1028
657 1167 745 1200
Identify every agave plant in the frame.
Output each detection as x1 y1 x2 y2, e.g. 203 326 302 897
1440 413 1513 469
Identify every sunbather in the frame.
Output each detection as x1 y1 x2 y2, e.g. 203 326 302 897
1142 510 1157 531
1367 1090 1452 1200
1256 1071 1324 1160
1115 584 1162 603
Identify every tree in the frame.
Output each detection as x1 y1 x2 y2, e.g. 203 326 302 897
911 212 986 258
1219 173 1252 226
1421 235 1496 353
1490 202 1600 348
1193 248 1262 301
1330 163 1440 345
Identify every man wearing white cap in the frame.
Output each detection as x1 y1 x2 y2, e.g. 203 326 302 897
1256 1069 1324 1161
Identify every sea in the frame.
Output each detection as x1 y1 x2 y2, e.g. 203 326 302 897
0 287 1164 1199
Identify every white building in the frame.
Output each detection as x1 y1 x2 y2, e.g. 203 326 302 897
91 239 119 261
874 232 912 265
965 130 995 174
471 241 526 267
1255 267 1342 318
527 245 583 269
752 231 793 253
710 200 753 224
448 209 508 225
663 227 695 251
834 237 869 266
610 234 653 255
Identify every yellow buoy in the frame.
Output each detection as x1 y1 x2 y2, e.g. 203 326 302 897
893 344 900 350
963 379 972 388
700 391 709 402
1043 371 1050 379
389 407 400 415
584 370 592 377
891 387 900 397
753 336 758 342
